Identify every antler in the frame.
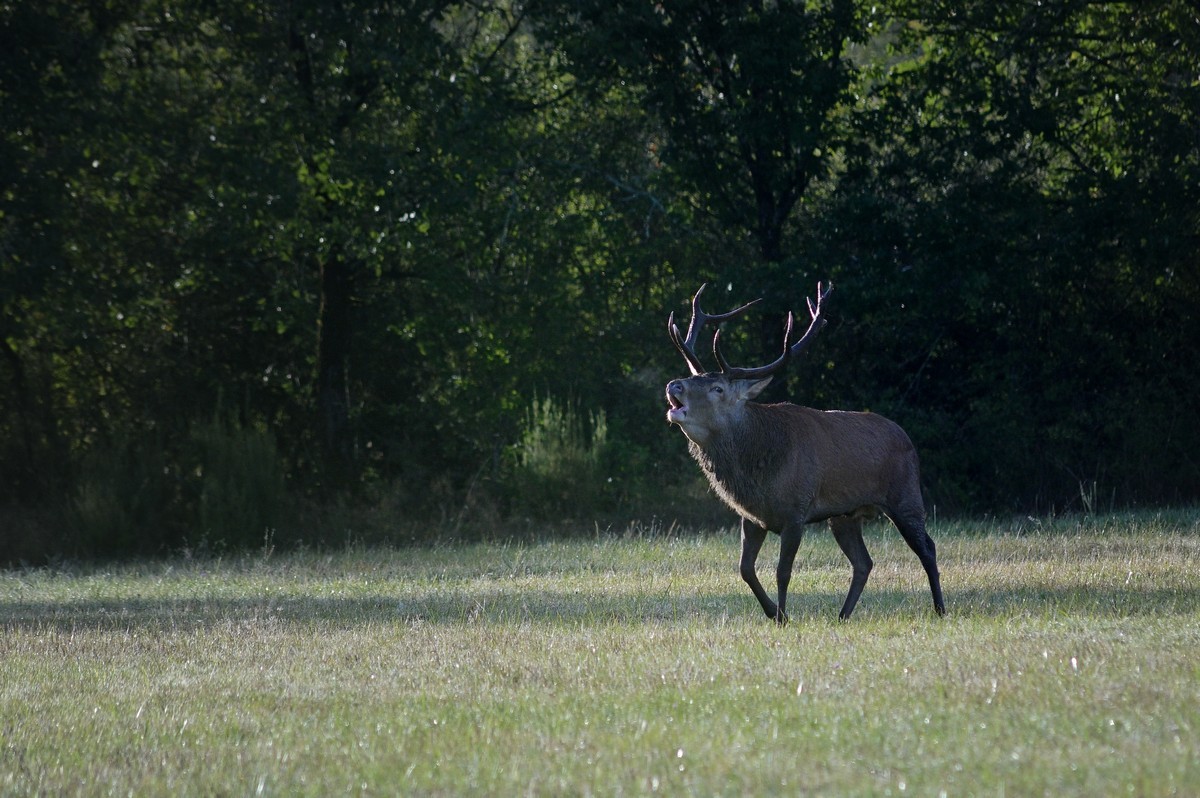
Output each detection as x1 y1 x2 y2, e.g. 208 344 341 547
668 283 761 375
714 312 795 380
669 281 832 379
788 281 833 360
714 281 832 380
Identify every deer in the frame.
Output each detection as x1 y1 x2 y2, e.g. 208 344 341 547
664 282 945 623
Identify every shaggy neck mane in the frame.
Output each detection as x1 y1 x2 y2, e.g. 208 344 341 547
688 404 789 512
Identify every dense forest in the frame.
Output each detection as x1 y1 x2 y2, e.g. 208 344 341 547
3 1 1198 560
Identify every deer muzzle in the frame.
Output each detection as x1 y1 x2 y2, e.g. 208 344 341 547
666 380 688 424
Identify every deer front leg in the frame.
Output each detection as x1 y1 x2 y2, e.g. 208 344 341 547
739 518 780 622
775 521 806 625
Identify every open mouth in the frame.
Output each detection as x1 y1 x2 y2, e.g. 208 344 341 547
666 391 687 421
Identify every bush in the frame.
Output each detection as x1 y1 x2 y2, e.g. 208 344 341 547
62 414 289 558
506 395 611 518
189 414 288 550
67 436 179 556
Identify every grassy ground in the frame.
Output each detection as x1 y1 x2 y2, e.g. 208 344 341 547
2 511 1198 796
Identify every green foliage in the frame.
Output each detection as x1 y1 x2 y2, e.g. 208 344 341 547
802 0 1200 511
67 437 179 557
538 0 872 262
3 0 1200 559
59 415 288 558
507 395 610 518
189 414 288 551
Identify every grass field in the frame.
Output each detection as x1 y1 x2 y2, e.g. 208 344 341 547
2 511 1199 796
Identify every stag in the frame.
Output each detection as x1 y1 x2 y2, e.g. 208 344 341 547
665 283 945 623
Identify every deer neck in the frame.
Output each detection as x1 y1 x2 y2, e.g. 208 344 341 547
687 406 784 518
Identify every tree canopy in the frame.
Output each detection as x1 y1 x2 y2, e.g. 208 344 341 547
3 0 1198 558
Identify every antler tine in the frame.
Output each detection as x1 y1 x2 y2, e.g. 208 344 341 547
692 282 761 324
669 282 762 375
683 284 761 350
789 281 833 360
668 311 705 376
712 328 731 373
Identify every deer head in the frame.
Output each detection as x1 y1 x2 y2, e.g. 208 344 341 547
665 282 831 446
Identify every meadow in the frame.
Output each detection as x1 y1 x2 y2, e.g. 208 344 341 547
2 511 1198 796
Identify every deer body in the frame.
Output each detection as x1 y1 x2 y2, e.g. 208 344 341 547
685 402 918 532
665 284 945 623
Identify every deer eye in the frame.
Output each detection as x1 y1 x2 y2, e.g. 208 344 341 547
712 385 724 394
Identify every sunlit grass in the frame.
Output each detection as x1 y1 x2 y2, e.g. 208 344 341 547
2 511 1199 795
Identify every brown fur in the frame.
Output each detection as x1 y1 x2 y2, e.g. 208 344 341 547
666 373 944 622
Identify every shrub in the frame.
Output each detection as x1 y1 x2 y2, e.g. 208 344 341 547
67 436 179 556
63 416 290 557
507 395 610 518
189 413 288 550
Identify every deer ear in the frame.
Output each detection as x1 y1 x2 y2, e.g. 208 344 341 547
744 377 773 400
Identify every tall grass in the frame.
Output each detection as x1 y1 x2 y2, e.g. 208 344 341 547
190 413 287 550
507 394 610 517
2 511 1198 795
64 414 287 557
67 435 176 555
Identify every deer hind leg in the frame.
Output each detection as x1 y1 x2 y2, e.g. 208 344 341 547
890 510 946 617
830 515 873 620
739 517 780 622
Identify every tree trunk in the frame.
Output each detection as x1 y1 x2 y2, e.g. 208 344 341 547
316 253 354 484
0 337 39 493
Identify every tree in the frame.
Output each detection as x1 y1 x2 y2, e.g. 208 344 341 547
0 0 139 498
806 0 1200 508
